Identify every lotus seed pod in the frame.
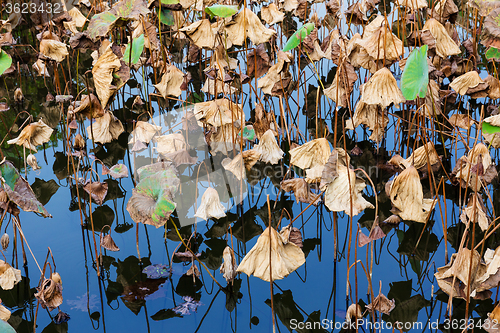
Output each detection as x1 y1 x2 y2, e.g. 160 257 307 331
51 272 62 286
0 234 8 250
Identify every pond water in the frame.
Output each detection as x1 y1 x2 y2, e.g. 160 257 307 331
1 0 500 332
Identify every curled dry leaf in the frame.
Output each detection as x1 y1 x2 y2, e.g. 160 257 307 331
0 260 21 290
155 133 187 154
449 114 474 129
346 102 388 142
422 18 461 58
160 150 197 167
108 164 128 179
366 292 396 315
86 112 124 144
450 71 488 97
432 0 458 22
280 225 303 248
236 226 305 282
72 94 104 119
324 165 374 216
460 193 490 231
390 142 440 171
289 138 331 169
27 154 40 170
35 278 63 311
324 60 358 107
261 4 285 25
193 98 244 127
129 121 161 144
451 143 497 190
92 44 121 107
281 178 321 205
39 39 69 63
253 130 284 165
154 65 184 98
33 59 49 77
127 162 180 228
220 246 238 283
194 187 226 220
257 59 292 96
100 233 120 251
0 233 8 250
7 119 53 152
83 181 108 205
247 45 270 78
357 25 403 62
225 8 276 46
389 166 435 223
360 67 406 108
68 7 87 27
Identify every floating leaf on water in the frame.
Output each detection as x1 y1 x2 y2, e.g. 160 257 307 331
282 22 315 52
0 49 12 76
123 34 145 65
142 264 171 279
0 161 51 217
401 45 429 100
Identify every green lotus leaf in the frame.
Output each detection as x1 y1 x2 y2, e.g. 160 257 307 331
87 0 150 41
0 49 12 76
282 22 315 52
205 5 238 18
126 162 180 228
482 120 500 134
123 34 145 65
486 47 500 61
401 45 429 100
0 161 51 217
238 126 255 141
0 319 15 333
159 8 175 25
